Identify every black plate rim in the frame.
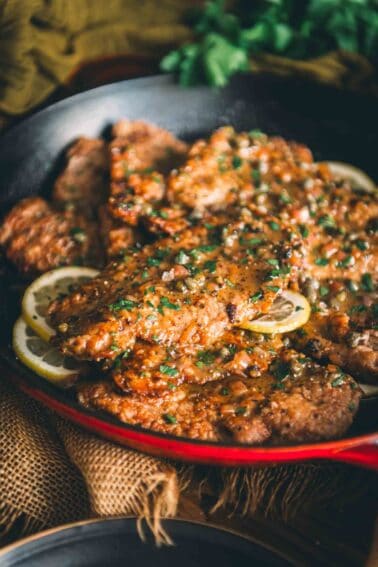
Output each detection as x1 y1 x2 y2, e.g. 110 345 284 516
0 516 294 565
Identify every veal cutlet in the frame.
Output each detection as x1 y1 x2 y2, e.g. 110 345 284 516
0 196 102 275
100 120 188 258
79 347 360 444
48 215 303 361
294 276 378 383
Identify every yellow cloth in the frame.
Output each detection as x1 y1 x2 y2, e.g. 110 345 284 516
0 0 376 116
0 0 194 115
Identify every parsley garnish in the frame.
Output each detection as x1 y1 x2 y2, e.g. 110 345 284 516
250 290 263 303
204 260 217 273
266 285 280 293
361 273 374 292
108 298 139 311
232 155 242 169
158 297 180 314
331 373 345 387
163 413 177 424
159 365 179 377
315 257 329 266
196 350 216 367
269 221 280 231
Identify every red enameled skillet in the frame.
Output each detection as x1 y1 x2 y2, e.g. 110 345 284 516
0 74 377 469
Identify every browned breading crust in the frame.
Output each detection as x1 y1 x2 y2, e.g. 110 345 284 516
0 197 103 275
294 278 378 383
53 137 108 211
79 349 361 444
48 216 302 361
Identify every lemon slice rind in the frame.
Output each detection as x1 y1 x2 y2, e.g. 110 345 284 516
22 266 99 341
13 317 81 386
323 161 376 193
239 290 311 334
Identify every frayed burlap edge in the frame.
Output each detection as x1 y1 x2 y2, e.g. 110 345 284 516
54 418 192 545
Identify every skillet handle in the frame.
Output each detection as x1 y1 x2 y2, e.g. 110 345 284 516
328 442 378 470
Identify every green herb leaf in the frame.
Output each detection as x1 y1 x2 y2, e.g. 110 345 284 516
159 365 179 377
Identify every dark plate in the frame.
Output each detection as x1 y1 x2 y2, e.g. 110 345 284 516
0 518 291 566
0 74 377 468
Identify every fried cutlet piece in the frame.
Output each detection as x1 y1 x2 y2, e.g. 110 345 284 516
0 197 103 276
294 277 378 383
48 216 303 361
98 204 140 259
110 329 283 395
170 127 377 280
142 206 190 237
166 127 314 212
111 120 188 175
52 137 108 212
108 121 188 226
78 349 361 444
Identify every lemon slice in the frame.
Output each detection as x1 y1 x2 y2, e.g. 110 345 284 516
324 161 376 193
359 383 378 398
22 266 98 341
239 290 310 334
13 317 82 386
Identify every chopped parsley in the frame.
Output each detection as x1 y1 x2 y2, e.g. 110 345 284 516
317 215 336 229
220 387 230 396
314 257 329 266
319 286 329 297
348 305 367 314
266 285 280 293
232 155 242 169
158 297 180 314
108 298 139 311
163 413 177 424
355 239 368 251
331 373 345 387
337 255 353 268
147 257 162 267
279 192 292 204
252 169 261 186
204 260 217 273
250 290 263 303
196 350 216 367
361 273 374 292
269 221 280 231
299 224 309 238
159 365 179 377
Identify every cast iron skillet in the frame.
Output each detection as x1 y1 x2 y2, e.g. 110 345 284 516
0 74 377 469
0 518 291 566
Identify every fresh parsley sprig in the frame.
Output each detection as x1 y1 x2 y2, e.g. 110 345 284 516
160 0 377 87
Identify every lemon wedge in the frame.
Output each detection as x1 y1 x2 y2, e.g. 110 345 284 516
324 161 376 193
13 317 82 386
22 266 98 341
239 290 310 334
